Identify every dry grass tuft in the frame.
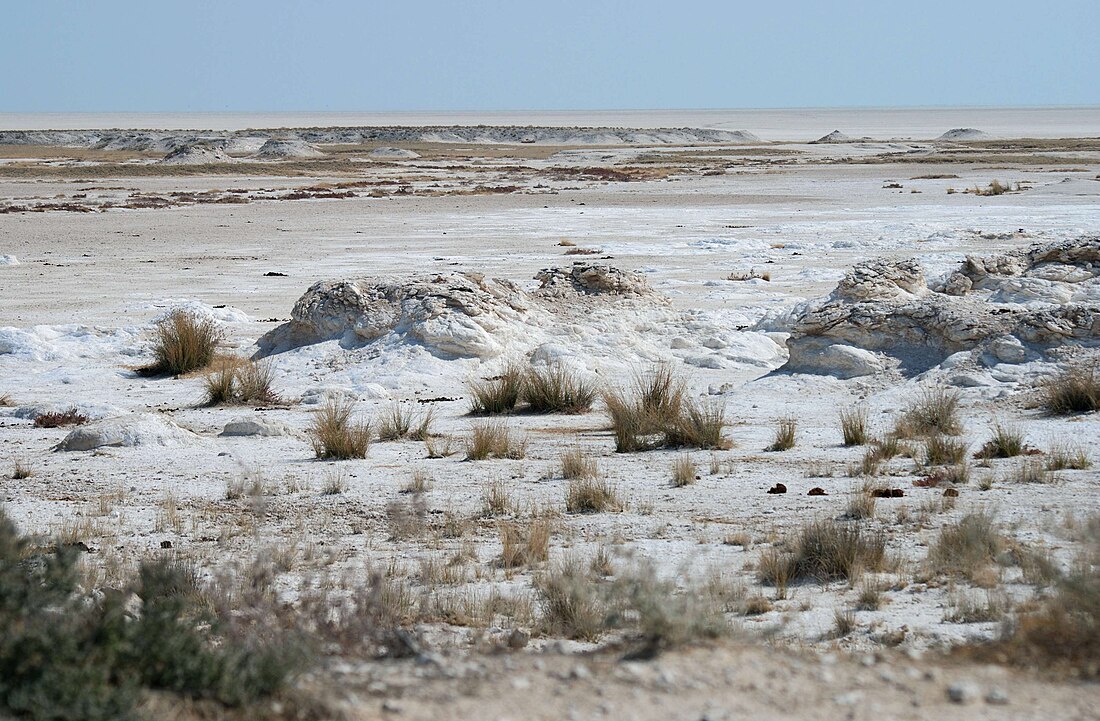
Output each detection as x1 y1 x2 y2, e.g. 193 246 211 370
977 423 1029 459
566 476 624 514
665 399 731 450
481 478 515 517
671 455 697 487
603 364 688 452
844 487 876 520
1011 456 1055 483
996 517 1100 676
924 434 969 466
1046 443 1091 471
377 403 434 441
759 519 887 586
468 364 524 415
143 310 221 376
559 448 598 479
309 397 372 460
895 387 962 437
1043 365 1100 415
535 556 605 641
766 417 797 452
522 363 596 414
203 359 277 405
465 420 526 460
927 511 1004 584
12 459 33 480
320 468 349 495
499 517 552 568
840 406 869 446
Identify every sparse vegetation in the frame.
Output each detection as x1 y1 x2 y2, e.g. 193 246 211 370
565 476 623 513
946 590 1009 623
11 459 32 480
895 387 962 437
143 310 221 376
969 179 1015 196
377 403 434 441
977 423 1029 459
1043 365 1100 415
308 397 372 460
535 556 605 641
522 363 596 414
758 519 887 586
924 434 968 466
1011 456 1055 483
766 416 797 452
321 468 348 495
468 364 523 415
844 487 876 520
996 516 1100 676
1047 443 1091 471
559 448 598 479
671 455 697 487
499 517 551 568
927 511 1004 584
465 420 527 460
603 364 685 452
840 406 869 446
32 407 89 428
0 510 303 721
203 359 278 405
481 478 514 517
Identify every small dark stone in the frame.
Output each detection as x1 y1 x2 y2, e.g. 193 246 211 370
767 483 787 494
160 540 173 549
808 487 827 496
264 271 287 277
943 487 960 497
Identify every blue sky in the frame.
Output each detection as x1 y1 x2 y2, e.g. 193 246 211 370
3 0 1098 111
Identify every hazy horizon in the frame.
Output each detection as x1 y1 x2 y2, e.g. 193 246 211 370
4 0 1098 113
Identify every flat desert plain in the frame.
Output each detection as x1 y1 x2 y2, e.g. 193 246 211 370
1 122 1099 719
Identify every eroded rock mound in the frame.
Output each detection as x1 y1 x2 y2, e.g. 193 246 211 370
55 413 199 451
273 272 534 359
255 138 325 159
534 263 655 298
257 264 666 360
159 144 233 165
938 128 989 141
779 237 1100 377
368 147 420 159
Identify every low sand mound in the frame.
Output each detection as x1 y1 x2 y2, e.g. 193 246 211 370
368 147 420 159
776 236 1100 377
159 144 234 165
55 413 200 451
938 128 989 141
812 130 855 144
255 138 326 159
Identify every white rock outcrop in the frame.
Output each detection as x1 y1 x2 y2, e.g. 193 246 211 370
220 416 300 437
279 272 535 359
777 237 1100 377
55 413 200 451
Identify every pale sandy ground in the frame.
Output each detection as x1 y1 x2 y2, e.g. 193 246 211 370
1 134 1099 718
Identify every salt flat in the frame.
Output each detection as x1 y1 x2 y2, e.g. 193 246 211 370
1 123 1099 716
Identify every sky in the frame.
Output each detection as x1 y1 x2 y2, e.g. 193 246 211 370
2 0 1098 112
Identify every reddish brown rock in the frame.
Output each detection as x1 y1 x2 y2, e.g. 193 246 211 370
766 483 787 494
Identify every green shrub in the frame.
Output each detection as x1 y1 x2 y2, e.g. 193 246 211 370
0 510 303 721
